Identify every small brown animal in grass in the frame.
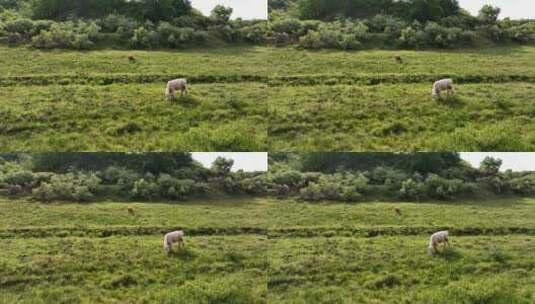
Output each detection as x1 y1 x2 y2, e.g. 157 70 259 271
127 207 135 215
394 55 403 64
128 55 136 63
394 208 402 216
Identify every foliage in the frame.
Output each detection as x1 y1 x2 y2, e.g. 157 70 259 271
31 21 100 49
33 172 101 202
211 157 234 176
210 5 233 24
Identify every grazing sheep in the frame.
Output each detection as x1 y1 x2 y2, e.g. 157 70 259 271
128 55 136 63
127 207 135 215
428 230 450 255
394 55 403 64
432 79 455 99
165 79 188 100
164 230 185 253
394 207 402 216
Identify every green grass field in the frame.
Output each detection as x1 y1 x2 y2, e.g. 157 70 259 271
2 45 535 151
268 82 535 151
1 197 535 303
0 83 267 151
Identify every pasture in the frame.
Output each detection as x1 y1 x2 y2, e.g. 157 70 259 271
2 45 535 151
1 197 535 303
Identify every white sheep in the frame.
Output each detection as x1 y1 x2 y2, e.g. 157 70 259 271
165 79 188 100
164 230 185 253
428 230 450 255
432 78 455 99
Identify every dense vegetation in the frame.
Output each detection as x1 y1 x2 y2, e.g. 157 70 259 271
2 195 535 302
2 153 535 302
1 45 535 151
1 0 534 50
2 153 535 203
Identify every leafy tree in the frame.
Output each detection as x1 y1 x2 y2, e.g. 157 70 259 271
32 153 193 174
211 157 234 176
478 5 500 25
131 0 192 22
211 5 233 23
479 157 502 176
31 0 191 21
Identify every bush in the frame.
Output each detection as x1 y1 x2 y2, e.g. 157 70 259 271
398 22 475 48
399 178 426 200
299 20 368 50
33 172 101 202
271 170 303 187
100 14 137 33
31 21 101 49
299 173 367 202
130 26 160 48
3 18 33 34
101 166 140 191
509 174 535 195
3 170 35 188
271 18 302 35
240 175 273 195
240 23 268 43
424 174 465 200
156 174 195 200
131 178 159 200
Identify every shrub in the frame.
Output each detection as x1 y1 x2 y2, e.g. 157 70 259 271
299 173 366 202
299 20 368 50
509 174 535 195
33 172 101 202
157 175 195 200
101 166 140 190
131 178 159 200
399 178 426 200
3 18 33 34
100 14 137 33
240 23 268 43
299 182 322 201
240 175 272 195
130 26 160 48
271 18 302 35
271 170 303 187
3 170 35 188
31 21 101 49
424 174 464 200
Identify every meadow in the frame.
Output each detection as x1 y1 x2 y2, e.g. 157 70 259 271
2 45 535 151
1 196 535 303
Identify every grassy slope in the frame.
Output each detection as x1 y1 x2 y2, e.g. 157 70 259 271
2 46 535 77
1 197 535 303
2 45 535 151
0 83 267 151
1 235 268 304
268 236 535 303
268 82 535 151
3 197 535 231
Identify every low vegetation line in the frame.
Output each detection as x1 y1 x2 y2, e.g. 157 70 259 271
0 74 270 87
0 226 268 239
3 225 535 239
268 73 535 87
267 226 535 238
2 73 535 87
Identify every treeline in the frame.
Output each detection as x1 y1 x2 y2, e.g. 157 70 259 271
1 0 192 21
0 153 260 202
268 0 535 49
0 0 262 49
1 0 535 50
267 153 535 202
2 153 535 203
